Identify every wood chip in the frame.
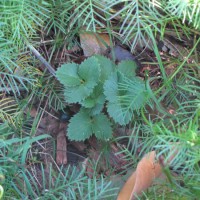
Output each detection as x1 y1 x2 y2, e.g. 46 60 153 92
56 123 67 165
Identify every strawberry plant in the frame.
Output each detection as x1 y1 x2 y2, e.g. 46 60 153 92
56 55 148 141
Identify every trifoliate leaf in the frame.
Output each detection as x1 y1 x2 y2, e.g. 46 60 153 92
67 110 113 141
92 114 112 140
60 57 101 103
67 111 93 141
117 60 137 78
56 63 81 87
94 55 115 82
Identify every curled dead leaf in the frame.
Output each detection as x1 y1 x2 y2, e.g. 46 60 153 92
117 151 162 200
117 143 181 200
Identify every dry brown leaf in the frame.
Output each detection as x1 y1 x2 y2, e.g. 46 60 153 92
117 151 162 200
80 32 110 56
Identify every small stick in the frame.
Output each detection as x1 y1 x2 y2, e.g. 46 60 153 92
26 42 56 76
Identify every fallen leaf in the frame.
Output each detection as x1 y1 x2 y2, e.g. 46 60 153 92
80 31 110 56
117 151 162 200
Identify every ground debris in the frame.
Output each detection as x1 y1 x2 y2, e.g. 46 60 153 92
56 123 67 165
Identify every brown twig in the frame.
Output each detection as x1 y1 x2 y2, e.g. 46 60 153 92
26 43 56 76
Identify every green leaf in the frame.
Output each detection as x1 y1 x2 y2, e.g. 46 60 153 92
119 77 148 110
67 111 93 141
90 102 105 116
67 1 107 32
92 114 113 140
94 55 115 82
58 57 101 103
82 94 105 111
81 85 102 108
105 1 162 50
81 84 105 109
107 102 133 125
67 110 112 141
56 63 81 87
21 134 51 164
78 56 100 86
117 60 137 78
82 98 96 108
64 85 95 104
103 72 119 103
104 72 147 125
